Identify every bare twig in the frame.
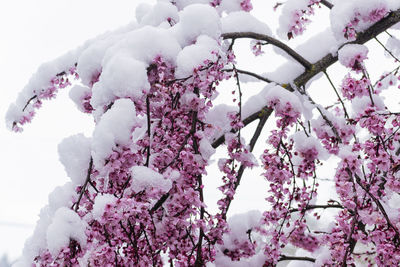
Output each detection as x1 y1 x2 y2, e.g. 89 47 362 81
223 68 273 83
72 157 93 211
222 32 313 69
279 255 316 262
320 0 333 9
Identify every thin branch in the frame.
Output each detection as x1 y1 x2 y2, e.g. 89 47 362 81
221 108 272 219
222 32 313 69
73 157 93 212
289 204 343 213
375 36 400 62
320 0 333 9
223 68 273 83
145 96 151 167
350 170 400 237
323 70 350 119
293 84 342 143
278 255 316 262
22 95 37 112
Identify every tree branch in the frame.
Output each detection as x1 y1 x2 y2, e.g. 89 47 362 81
289 204 343 213
72 157 93 212
222 32 313 69
212 7 400 150
278 255 316 262
320 0 333 9
223 68 273 83
221 108 272 219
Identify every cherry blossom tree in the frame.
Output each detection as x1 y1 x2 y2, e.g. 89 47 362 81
6 0 400 266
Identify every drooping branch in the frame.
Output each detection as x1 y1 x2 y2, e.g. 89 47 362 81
223 68 273 83
72 157 93 212
278 255 316 262
222 32 313 69
320 0 333 9
289 203 344 213
221 108 273 219
351 170 400 237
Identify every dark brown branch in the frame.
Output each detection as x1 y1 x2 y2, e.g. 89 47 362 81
351 170 400 237
278 255 316 262
73 157 93 212
320 0 333 9
212 108 268 148
222 32 313 69
289 204 343 213
375 36 400 62
223 68 273 83
145 96 151 167
22 95 37 112
323 71 350 119
221 108 272 219
149 190 170 214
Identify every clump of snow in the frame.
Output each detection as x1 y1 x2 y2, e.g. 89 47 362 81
13 182 79 266
265 85 303 114
169 0 210 11
69 85 91 112
77 25 138 87
139 1 179 27
5 50 77 130
93 54 149 108
58 134 92 185
221 11 272 35
218 0 252 13
48 182 77 212
199 137 216 161
205 104 238 141
338 44 368 68
292 131 328 160
92 99 140 166
242 84 274 119
173 4 221 46
213 210 265 267
104 26 181 66
351 95 386 116
130 166 172 192
176 35 219 78
46 207 87 256
385 36 400 58
92 194 117 220
330 0 391 42
223 210 261 249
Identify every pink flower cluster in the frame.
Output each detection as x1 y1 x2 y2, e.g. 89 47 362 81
341 74 370 99
343 7 388 40
12 67 78 132
285 0 321 39
240 0 253 12
250 40 265 56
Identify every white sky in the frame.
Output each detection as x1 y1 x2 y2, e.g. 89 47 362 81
1 0 398 263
